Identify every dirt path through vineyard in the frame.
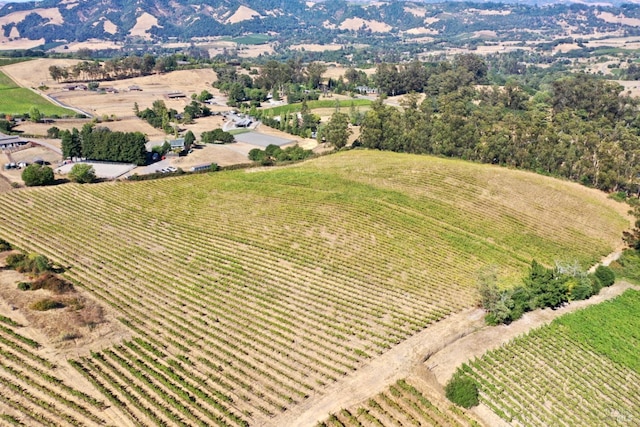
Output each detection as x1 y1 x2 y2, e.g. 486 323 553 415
270 278 638 427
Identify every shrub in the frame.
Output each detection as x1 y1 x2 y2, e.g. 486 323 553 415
5 252 52 275
68 163 96 184
47 126 60 138
22 164 55 187
5 253 26 270
32 273 74 294
30 298 65 311
445 374 479 408
570 278 593 301
595 265 615 287
17 282 31 291
0 238 11 251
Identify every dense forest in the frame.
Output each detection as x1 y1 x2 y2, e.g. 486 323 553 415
356 57 640 194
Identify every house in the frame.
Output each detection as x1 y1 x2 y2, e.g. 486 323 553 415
0 133 29 151
355 85 378 94
169 138 186 150
62 84 88 91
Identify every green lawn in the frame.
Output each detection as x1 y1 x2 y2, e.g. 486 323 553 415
0 69 75 117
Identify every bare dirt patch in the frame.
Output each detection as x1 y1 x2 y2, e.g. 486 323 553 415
50 39 121 53
0 252 129 357
597 11 640 26
0 37 45 50
339 17 392 32
226 5 260 24
290 44 344 52
128 12 159 39
7 146 60 165
170 143 252 169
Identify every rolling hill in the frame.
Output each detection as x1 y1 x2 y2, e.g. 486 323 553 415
1 0 639 49
0 150 629 426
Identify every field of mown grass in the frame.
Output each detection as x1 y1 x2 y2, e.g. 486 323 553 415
0 150 629 426
0 69 75 117
455 289 640 427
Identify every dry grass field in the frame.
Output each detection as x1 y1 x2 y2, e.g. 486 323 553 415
0 150 629 426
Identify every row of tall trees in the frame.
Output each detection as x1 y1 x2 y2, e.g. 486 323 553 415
61 125 147 165
48 54 186 82
359 71 640 193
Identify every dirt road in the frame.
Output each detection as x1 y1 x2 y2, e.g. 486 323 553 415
270 278 637 427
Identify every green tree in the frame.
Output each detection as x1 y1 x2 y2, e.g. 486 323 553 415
29 107 42 123
445 373 479 408
68 163 96 184
22 164 54 187
184 130 195 149
306 62 327 89
46 126 60 138
323 112 351 149
60 129 82 159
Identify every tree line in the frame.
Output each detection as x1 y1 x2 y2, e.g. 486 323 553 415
359 64 640 193
61 124 147 165
48 54 188 82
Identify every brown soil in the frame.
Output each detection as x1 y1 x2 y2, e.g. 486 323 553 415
0 252 130 358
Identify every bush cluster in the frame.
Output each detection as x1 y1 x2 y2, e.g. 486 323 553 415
248 144 313 165
30 298 65 311
480 261 615 325
0 238 12 252
19 273 74 294
22 164 54 187
445 372 479 408
201 128 234 144
5 253 52 275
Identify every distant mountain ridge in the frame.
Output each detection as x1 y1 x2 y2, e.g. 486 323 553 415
2 0 640 48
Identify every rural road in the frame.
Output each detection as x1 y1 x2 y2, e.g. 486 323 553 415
269 307 486 427
269 251 637 427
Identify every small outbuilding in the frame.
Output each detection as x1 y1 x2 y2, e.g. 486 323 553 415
0 133 29 151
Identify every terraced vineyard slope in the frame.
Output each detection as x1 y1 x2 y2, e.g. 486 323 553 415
454 289 640 427
0 150 629 426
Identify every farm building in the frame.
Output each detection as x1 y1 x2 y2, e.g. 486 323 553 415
166 91 187 99
235 118 252 128
0 133 29 151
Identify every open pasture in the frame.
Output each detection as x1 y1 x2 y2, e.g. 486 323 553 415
0 70 75 117
456 289 640 427
0 150 629 426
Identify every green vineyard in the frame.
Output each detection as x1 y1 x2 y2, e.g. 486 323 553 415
319 379 481 427
457 290 640 427
0 150 629 425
